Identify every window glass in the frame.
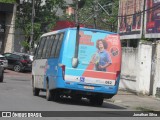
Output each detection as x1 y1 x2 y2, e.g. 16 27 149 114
10 54 21 60
0 57 6 60
22 55 30 60
45 35 55 58
37 37 46 59
42 37 50 58
3 53 11 57
50 34 60 58
34 41 40 59
55 33 64 58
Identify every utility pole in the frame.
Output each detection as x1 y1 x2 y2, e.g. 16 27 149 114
75 0 79 27
30 0 35 54
93 0 98 29
141 0 146 40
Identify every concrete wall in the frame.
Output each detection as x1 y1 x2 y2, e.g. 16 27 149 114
120 43 152 95
136 43 152 95
4 4 16 53
153 41 160 97
120 47 138 91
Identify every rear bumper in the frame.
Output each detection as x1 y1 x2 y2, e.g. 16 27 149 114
0 63 8 68
52 76 120 97
63 82 118 95
1 65 8 69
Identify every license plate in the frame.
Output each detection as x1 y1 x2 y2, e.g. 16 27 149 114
105 80 115 85
84 86 94 90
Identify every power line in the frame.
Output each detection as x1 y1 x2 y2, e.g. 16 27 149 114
79 1 160 26
109 3 160 18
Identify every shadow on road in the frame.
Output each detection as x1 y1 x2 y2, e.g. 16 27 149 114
38 94 126 110
0 81 6 84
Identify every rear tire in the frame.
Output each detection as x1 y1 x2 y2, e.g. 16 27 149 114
13 64 21 72
0 72 4 82
52 90 61 102
46 81 53 101
32 78 40 96
89 96 104 106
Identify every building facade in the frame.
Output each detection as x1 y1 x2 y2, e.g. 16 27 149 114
0 2 16 53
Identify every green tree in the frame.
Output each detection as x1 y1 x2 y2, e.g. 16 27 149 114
61 0 119 32
0 0 16 3
16 0 66 52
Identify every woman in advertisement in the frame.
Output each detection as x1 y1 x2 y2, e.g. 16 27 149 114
91 39 112 72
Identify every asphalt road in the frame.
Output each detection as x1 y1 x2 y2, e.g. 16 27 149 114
0 70 137 119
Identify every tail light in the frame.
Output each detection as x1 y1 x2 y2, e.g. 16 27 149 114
116 71 120 78
58 64 65 80
21 60 28 63
115 71 120 85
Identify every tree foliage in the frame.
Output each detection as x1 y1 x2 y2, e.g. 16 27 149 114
61 0 119 32
16 0 66 51
0 0 16 3
16 0 119 51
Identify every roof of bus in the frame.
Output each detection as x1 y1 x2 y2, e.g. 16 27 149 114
41 27 117 37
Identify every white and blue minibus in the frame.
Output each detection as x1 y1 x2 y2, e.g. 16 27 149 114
32 27 121 106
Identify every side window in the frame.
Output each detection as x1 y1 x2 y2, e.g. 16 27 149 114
37 37 46 59
10 54 21 60
42 37 50 59
3 53 11 57
55 33 64 58
50 34 60 58
34 41 40 59
45 35 55 58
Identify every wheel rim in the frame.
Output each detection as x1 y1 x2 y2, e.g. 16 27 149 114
14 65 21 72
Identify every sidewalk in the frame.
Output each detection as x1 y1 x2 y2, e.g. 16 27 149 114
106 90 160 111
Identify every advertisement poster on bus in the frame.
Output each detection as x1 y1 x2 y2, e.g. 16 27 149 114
65 30 121 86
79 32 121 79
145 0 160 38
118 0 144 39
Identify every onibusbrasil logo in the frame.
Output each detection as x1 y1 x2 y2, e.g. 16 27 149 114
2 112 42 118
